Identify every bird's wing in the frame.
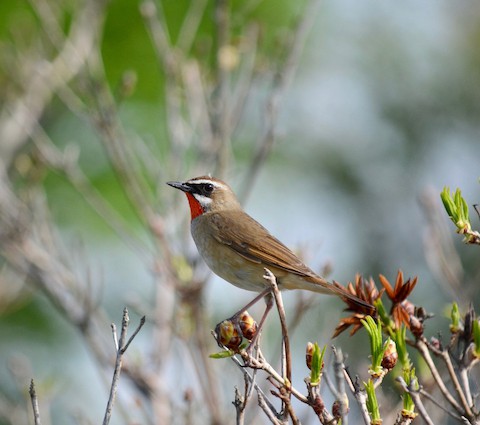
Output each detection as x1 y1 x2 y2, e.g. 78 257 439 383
209 211 375 311
210 211 316 277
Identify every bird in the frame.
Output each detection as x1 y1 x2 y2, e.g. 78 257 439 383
167 175 372 315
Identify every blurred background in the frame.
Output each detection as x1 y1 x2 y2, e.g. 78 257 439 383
0 0 479 423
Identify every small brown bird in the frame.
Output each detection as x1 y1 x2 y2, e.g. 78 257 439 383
167 175 371 313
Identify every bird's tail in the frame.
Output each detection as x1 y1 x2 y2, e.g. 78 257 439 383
300 275 375 312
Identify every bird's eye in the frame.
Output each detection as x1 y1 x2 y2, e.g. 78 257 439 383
204 183 214 194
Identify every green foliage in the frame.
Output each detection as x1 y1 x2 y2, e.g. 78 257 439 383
209 349 237 359
441 187 471 232
393 325 410 369
361 316 386 377
450 302 461 333
364 379 381 424
401 367 418 416
309 343 326 386
441 186 480 244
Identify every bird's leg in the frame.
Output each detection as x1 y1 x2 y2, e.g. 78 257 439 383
214 288 273 358
245 293 273 355
228 287 272 321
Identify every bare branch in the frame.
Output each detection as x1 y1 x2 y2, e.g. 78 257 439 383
257 391 282 425
417 388 465 421
396 377 434 425
0 0 107 174
331 346 349 424
239 0 321 202
415 338 464 414
111 323 119 352
103 308 145 425
239 350 309 405
122 315 146 353
343 369 370 425
263 268 292 388
29 379 42 425
440 349 474 419
177 0 209 53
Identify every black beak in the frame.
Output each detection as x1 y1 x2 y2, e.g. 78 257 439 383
166 180 192 193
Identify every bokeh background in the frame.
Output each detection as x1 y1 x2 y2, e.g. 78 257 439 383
1 0 479 424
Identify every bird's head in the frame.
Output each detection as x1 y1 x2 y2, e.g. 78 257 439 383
167 176 241 220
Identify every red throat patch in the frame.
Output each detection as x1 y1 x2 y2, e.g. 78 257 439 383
186 192 204 220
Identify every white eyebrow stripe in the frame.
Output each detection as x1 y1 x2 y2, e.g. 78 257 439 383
188 179 228 190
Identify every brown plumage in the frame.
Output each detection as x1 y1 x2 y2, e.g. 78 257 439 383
168 176 372 309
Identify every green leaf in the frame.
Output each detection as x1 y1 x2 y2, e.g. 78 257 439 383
361 316 384 375
209 349 236 359
461 194 470 223
441 187 472 235
310 343 326 386
393 325 410 369
440 186 456 218
402 367 418 414
453 189 466 225
450 302 460 333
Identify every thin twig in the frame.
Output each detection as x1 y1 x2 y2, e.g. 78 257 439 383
440 349 474 419
230 24 260 134
331 346 349 424
415 338 463 414
239 0 321 202
111 323 119 351
418 388 465 421
0 0 107 173
227 348 285 413
263 269 292 394
31 127 152 258
234 385 246 425
140 0 191 174
29 379 42 425
103 308 146 425
459 367 474 409
263 269 292 384
28 0 64 48
343 369 370 425
257 391 282 424
305 379 335 424
233 371 257 425
239 351 309 404
86 64 156 228
177 0 209 52
212 0 232 177
122 315 146 353
396 377 434 425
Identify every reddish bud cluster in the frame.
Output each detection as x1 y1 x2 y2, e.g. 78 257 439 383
238 311 258 341
215 320 243 350
214 311 258 351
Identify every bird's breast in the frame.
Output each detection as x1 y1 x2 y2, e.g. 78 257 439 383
190 215 269 291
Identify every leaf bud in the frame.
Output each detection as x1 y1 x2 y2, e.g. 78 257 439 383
381 339 398 371
215 320 242 351
238 311 257 341
305 342 314 370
